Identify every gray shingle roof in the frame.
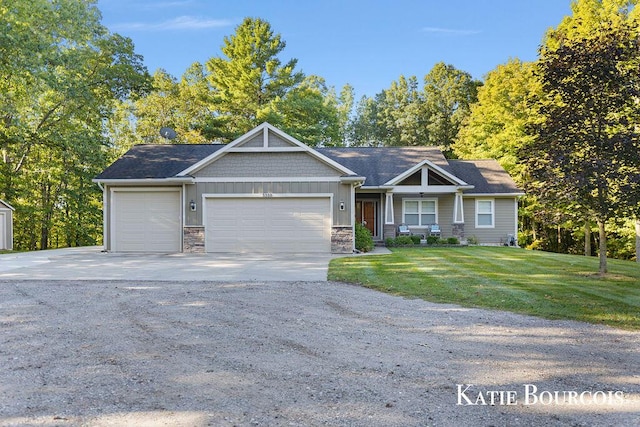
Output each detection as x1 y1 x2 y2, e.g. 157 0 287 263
317 146 452 187
95 144 522 195
448 160 522 194
95 144 224 179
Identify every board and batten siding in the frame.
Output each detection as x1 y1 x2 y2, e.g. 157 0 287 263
463 197 517 245
185 181 352 227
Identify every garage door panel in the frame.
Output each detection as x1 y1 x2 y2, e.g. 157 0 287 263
205 197 331 253
112 190 181 252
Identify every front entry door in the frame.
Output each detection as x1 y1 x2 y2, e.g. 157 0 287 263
356 200 378 238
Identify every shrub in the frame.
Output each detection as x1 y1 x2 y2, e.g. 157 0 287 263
385 237 396 247
426 235 439 245
447 237 459 245
467 235 479 245
410 235 422 245
355 222 374 252
395 235 414 246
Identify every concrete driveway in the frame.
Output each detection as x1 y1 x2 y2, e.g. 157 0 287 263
0 246 344 281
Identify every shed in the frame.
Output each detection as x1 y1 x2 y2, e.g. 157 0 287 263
0 200 14 250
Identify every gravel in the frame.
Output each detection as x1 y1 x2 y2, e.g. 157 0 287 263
0 279 638 427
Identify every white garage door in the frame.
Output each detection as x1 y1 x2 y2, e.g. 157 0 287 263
112 189 181 252
205 197 331 253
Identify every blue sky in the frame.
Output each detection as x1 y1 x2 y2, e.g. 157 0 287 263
97 0 573 98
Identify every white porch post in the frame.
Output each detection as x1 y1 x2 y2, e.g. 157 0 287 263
453 191 464 224
385 192 394 224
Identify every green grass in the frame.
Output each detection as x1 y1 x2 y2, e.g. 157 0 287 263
328 247 640 330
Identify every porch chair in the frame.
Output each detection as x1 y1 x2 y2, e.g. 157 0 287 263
397 223 411 236
429 224 441 237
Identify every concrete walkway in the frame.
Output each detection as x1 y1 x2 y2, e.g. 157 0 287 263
0 246 391 281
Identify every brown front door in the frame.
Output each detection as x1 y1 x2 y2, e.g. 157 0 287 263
356 200 378 237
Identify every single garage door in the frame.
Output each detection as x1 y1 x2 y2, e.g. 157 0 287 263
205 197 331 253
112 189 181 252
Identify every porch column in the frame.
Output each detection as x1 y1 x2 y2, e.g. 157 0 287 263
385 192 394 224
452 191 465 239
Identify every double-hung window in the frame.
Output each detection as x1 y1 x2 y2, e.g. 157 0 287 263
476 199 495 228
403 199 437 226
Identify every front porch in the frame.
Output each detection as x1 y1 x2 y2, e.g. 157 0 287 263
355 191 466 243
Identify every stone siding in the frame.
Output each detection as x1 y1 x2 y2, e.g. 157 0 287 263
331 226 353 254
183 227 205 253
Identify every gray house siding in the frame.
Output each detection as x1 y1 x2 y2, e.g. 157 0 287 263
463 197 517 245
390 194 456 238
193 152 340 178
185 181 352 227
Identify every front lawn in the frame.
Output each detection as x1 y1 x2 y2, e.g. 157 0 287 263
328 247 640 330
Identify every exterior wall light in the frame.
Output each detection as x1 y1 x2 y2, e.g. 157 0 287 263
189 200 197 212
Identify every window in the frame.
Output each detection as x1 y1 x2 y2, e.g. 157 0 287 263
476 199 494 228
403 199 437 226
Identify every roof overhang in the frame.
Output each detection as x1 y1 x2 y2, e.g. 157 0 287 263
463 192 526 197
339 175 366 185
92 177 195 185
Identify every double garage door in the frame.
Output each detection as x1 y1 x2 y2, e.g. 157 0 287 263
111 190 332 253
205 197 331 253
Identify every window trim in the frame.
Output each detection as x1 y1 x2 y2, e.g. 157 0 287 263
402 198 438 227
475 198 495 228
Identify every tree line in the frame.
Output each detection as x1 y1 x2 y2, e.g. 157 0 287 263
2 0 640 273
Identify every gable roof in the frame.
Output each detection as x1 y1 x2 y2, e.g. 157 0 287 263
316 146 453 187
95 144 223 180
178 122 358 178
0 199 14 211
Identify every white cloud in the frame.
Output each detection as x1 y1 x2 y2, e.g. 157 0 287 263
420 27 482 36
113 16 233 31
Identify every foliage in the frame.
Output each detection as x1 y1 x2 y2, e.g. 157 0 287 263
0 0 150 250
347 63 480 152
328 247 640 330
454 58 540 182
354 222 374 252
205 17 304 140
525 18 640 273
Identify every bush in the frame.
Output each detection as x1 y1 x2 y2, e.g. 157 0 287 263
426 235 439 245
447 237 459 245
355 222 374 252
467 235 479 245
385 237 396 247
410 235 422 245
395 235 414 246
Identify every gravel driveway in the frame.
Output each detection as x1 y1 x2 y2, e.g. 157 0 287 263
1 279 638 427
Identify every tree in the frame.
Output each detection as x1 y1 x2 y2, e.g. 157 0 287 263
454 59 540 181
525 21 640 274
0 0 150 249
422 63 481 157
206 17 304 140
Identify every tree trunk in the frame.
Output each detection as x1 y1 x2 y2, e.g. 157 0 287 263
597 219 607 275
636 219 640 264
584 220 591 256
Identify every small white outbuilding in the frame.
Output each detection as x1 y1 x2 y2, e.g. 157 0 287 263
0 200 14 250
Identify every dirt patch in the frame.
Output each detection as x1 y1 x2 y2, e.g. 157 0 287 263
1 280 638 426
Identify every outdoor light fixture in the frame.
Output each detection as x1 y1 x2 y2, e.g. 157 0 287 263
339 201 345 211
189 199 197 212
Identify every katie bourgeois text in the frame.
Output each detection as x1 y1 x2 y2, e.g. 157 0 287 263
457 384 625 406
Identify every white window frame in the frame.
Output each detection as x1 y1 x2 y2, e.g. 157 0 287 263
402 199 438 227
475 199 495 228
